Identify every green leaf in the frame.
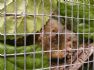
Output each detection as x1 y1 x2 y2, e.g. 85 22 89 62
60 1 94 40
0 0 57 40
0 57 22 70
0 15 23 40
0 42 42 54
0 42 49 69
0 0 25 14
7 54 49 69
0 0 13 10
0 16 23 34
60 2 94 19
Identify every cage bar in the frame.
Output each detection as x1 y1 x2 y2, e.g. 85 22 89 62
0 0 94 70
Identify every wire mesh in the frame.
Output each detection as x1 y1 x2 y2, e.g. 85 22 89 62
0 0 94 70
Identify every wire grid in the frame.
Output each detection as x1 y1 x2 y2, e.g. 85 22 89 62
0 0 94 70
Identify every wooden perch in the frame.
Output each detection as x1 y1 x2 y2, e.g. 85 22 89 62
66 44 94 70
51 44 94 70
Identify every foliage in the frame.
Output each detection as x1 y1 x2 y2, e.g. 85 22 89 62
0 43 49 70
0 0 56 69
0 0 57 40
60 0 94 40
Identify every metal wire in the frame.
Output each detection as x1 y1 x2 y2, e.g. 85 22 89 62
14 0 17 70
33 0 36 69
4 0 6 70
23 0 27 69
49 0 52 69
87 1 90 70
57 0 60 70
82 0 85 70
1 0 94 70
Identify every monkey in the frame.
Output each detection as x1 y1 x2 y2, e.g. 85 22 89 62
38 17 66 58
38 17 77 59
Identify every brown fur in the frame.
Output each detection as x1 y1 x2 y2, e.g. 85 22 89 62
38 18 77 59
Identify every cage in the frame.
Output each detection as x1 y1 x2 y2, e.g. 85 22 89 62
0 0 94 70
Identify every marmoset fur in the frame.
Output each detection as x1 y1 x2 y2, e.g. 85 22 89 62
38 17 77 59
